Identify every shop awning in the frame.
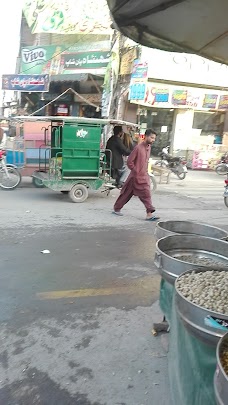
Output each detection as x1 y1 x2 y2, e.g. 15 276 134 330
106 0 228 65
50 74 88 82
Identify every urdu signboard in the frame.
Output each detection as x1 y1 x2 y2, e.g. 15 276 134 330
2 74 49 92
20 45 110 76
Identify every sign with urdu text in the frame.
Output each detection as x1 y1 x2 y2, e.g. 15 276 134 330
20 46 110 75
2 74 49 92
23 0 112 34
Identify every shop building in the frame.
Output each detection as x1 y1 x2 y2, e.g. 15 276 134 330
15 10 112 118
5 6 112 175
129 47 228 167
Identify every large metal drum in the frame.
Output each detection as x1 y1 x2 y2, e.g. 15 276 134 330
175 269 228 346
154 220 228 241
214 333 228 404
154 235 228 284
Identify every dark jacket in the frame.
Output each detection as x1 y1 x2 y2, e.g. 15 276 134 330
106 136 131 169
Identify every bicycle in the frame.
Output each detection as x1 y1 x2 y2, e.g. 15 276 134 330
0 150 21 190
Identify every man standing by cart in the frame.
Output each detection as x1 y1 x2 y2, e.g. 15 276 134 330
113 129 159 221
106 126 131 188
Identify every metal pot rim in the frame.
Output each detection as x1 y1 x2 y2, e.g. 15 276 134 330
156 235 228 267
156 220 228 236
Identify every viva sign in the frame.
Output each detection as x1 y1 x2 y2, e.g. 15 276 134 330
20 45 110 75
20 45 66 75
22 48 47 64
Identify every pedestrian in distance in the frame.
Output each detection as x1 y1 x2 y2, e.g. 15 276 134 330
113 128 159 221
105 126 131 188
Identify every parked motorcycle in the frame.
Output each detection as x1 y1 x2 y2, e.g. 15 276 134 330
224 174 228 207
215 152 228 175
154 146 187 180
0 150 21 190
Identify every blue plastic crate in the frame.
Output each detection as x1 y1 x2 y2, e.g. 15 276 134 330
5 150 25 167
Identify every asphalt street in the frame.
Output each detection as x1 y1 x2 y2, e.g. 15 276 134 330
0 170 227 405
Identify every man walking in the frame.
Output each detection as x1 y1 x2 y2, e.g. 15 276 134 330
113 129 159 221
106 126 131 188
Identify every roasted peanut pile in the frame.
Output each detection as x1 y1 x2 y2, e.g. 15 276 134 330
173 254 228 268
176 270 228 315
221 342 228 377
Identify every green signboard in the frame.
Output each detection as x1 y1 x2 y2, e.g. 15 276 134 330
20 45 110 75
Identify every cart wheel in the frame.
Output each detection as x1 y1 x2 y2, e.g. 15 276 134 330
69 184 88 203
32 177 45 188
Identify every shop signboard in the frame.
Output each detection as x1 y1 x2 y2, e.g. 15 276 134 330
21 46 110 75
202 94 218 109
63 51 110 70
131 82 228 111
218 95 228 110
141 47 228 88
23 0 112 35
120 48 137 75
2 74 49 92
171 89 187 106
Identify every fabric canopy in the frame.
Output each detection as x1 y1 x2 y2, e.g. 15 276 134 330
106 0 228 64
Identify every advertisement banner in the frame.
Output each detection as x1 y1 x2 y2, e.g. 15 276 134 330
129 83 146 101
128 60 148 101
202 94 218 109
144 86 169 105
2 74 49 92
171 89 187 106
23 0 112 34
131 60 148 80
131 82 228 111
218 95 228 110
20 46 110 75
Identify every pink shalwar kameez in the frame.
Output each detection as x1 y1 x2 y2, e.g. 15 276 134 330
114 141 155 213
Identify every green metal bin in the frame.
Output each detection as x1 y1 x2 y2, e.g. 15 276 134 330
62 122 102 178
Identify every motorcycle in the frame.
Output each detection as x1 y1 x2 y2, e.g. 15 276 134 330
0 150 21 190
224 174 228 208
154 146 187 180
215 152 228 175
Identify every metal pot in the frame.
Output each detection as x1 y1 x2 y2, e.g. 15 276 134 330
214 333 228 404
175 268 228 346
154 220 228 241
154 235 228 285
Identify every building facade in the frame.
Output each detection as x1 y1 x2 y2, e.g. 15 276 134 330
128 47 228 167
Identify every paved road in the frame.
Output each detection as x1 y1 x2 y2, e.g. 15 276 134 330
0 170 227 405
160 169 226 210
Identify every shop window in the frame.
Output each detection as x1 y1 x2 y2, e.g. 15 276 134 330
193 112 224 137
139 108 174 155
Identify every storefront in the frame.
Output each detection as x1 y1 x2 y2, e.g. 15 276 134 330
138 107 175 156
129 80 228 165
126 47 228 166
